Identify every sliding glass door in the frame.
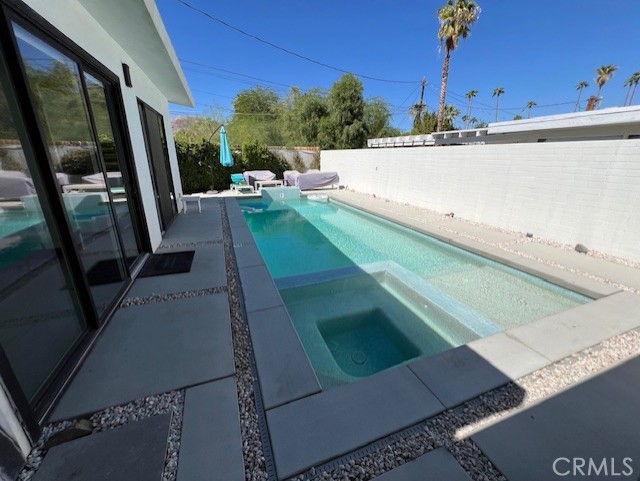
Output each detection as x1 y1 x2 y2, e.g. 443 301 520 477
0 41 87 404
0 9 148 420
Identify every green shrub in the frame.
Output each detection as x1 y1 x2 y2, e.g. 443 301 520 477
60 149 94 174
175 139 238 193
174 139 291 194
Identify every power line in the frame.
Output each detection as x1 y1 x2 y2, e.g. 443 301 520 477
182 59 298 90
176 0 421 85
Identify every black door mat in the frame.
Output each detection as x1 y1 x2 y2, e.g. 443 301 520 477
86 257 137 286
138 251 195 278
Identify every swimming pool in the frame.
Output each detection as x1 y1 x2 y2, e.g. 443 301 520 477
240 197 590 389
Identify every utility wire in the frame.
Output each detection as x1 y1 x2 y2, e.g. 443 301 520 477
182 59 297 90
176 0 420 85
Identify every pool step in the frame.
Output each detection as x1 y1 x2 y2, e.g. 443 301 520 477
276 261 501 339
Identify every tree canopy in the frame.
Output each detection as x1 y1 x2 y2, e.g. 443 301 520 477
177 74 397 149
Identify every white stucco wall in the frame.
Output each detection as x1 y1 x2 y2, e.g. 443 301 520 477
22 0 183 249
322 139 640 261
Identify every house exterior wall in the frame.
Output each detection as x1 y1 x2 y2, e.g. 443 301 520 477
23 0 184 249
322 139 640 261
0 0 188 468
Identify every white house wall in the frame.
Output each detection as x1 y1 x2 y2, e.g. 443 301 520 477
322 139 640 262
22 0 184 250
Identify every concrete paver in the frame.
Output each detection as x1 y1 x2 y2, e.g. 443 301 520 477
126 244 227 298
247 306 321 409
267 367 444 479
51 294 234 421
473 356 640 481
178 378 245 481
34 414 170 481
507 291 640 362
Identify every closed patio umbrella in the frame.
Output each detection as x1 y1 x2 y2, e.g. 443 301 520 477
219 126 234 167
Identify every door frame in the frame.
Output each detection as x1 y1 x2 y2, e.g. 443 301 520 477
138 100 178 233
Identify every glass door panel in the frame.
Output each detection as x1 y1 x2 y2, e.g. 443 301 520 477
139 103 176 230
0 49 86 402
84 73 141 267
13 23 127 314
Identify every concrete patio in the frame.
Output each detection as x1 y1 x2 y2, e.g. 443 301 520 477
22 193 640 481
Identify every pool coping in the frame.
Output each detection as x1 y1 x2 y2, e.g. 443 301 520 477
225 196 640 479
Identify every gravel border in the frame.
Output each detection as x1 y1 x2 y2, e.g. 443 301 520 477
120 285 228 308
17 390 185 481
290 330 640 481
158 239 223 249
221 199 270 481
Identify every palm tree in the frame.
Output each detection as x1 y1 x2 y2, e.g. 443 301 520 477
436 0 481 132
442 104 461 129
409 103 424 131
464 89 478 128
525 100 537 119
492 87 504 121
575 81 589 111
594 65 618 105
624 72 640 106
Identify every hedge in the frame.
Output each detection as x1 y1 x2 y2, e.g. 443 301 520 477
175 139 290 194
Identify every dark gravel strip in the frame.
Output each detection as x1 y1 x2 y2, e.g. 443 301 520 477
120 285 228 308
220 200 270 481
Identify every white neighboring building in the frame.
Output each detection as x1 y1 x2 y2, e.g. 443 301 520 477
0 0 192 477
368 106 640 147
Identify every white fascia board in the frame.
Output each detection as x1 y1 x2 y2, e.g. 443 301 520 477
488 106 640 134
77 0 194 107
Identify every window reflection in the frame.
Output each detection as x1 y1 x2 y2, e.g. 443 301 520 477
14 23 127 314
0 47 86 402
84 73 141 265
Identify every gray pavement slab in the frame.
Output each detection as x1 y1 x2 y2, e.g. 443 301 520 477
33 414 170 481
51 295 234 421
126 244 227 298
473 356 640 481
247 306 321 409
514 242 640 290
161 209 223 245
238 264 283 313
267 367 444 479
444 222 521 244
230 221 257 244
178 378 245 481
233 241 265 269
408 340 533 408
502 257 621 299
507 291 640 362
373 448 471 481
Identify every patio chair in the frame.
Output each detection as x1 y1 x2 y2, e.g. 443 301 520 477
230 173 254 193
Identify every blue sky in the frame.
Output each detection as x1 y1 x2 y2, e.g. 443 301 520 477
157 0 640 130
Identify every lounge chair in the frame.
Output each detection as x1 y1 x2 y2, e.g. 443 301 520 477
243 170 276 189
283 170 340 190
230 173 254 193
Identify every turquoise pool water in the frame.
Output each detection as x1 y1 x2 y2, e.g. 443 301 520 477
240 198 590 389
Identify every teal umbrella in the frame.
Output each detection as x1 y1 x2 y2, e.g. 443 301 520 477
219 126 234 167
